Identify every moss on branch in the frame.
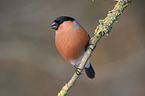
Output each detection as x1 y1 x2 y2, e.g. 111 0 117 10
57 0 132 96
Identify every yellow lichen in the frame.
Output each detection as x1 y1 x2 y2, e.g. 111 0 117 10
57 84 68 96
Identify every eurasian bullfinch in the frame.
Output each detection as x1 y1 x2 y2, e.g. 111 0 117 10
51 16 95 79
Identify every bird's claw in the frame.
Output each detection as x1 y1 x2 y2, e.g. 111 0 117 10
76 67 82 75
74 65 82 75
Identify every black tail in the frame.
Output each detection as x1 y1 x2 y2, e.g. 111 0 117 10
85 64 95 79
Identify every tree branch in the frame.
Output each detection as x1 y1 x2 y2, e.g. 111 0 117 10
57 0 132 96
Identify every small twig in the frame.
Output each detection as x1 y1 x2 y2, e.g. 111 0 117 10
57 0 132 96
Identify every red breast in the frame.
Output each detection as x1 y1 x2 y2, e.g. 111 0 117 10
55 21 89 63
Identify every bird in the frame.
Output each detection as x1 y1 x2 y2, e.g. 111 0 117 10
51 16 95 79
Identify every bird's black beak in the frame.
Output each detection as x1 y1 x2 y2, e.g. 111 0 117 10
51 22 58 30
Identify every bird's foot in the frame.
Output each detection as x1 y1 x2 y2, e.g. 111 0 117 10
74 65 82 75
88 44 94 51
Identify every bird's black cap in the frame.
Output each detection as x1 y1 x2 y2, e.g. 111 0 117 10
51 16 75 30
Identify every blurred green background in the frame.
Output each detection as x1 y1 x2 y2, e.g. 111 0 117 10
0 0 145 96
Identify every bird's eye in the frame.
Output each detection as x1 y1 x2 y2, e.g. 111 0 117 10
55 20 60 24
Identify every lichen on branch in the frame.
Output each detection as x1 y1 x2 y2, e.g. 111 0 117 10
57 0 132 96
